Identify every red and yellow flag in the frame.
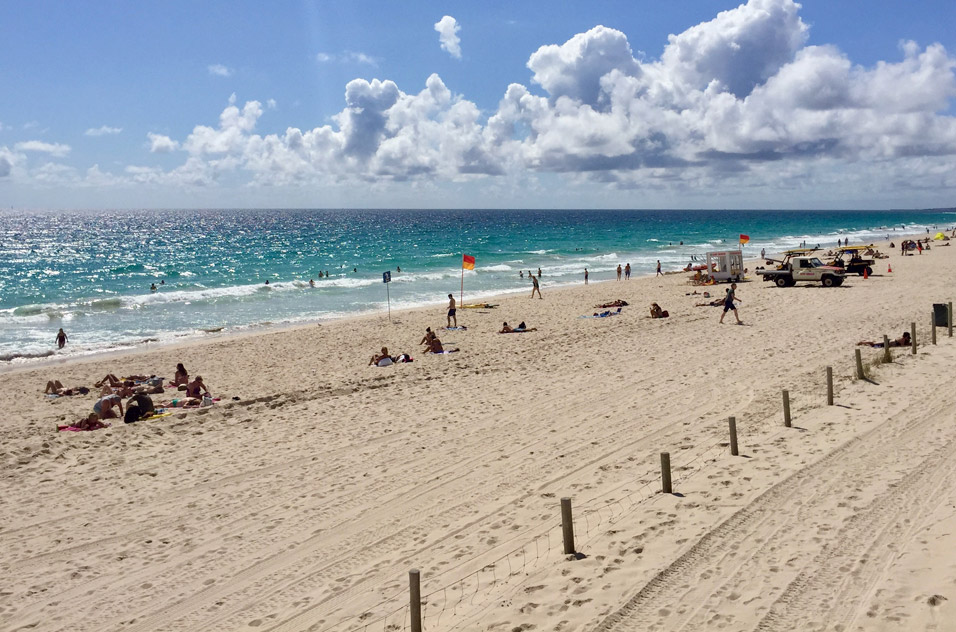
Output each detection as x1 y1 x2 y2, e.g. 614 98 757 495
739 234 750 245
462 254 476 270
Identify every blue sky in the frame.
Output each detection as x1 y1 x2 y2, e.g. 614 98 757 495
2 0 956 209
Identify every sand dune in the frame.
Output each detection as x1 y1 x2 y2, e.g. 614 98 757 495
2 239 955 631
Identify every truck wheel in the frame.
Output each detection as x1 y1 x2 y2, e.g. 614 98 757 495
775 277 789 288
822 275 835 287
833 278 844 287
865 266 873 276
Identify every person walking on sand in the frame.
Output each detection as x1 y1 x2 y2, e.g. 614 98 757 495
446 294 457 328
530 274 542 299
719 283 743 325
656 260 662 277
584 268 588 285
616 264 622 281
55 328 68 349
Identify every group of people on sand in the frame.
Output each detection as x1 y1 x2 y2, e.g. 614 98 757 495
51 362 214 431
372 316 549 367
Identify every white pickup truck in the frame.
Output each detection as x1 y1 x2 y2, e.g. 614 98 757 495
756 256 846 287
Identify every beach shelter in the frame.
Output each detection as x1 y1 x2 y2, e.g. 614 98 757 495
934 232 947 240
706 250 744 282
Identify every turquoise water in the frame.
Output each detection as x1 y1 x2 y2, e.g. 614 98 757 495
1 208 952 364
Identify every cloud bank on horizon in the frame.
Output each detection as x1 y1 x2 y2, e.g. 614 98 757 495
3 0 956 208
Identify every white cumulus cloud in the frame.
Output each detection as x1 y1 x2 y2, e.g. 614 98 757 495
147 133 180 153
29 0 956 205
316 51 378 66
15 140 71 157
85 125 123 136
208 64 233 77
435 16 461 59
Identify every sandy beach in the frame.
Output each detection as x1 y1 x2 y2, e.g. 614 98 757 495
3 237 956 632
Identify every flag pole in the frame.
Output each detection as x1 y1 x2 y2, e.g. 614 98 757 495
460 264 464 309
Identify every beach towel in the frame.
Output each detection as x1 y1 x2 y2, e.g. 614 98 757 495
441 326 468 331
141 411 173 420
428 350 460 354
57 422 111 432
580 307 623 319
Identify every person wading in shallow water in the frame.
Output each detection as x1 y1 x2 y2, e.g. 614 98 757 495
55 328 68 349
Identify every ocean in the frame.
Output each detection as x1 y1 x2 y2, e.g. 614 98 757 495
1 208 953 365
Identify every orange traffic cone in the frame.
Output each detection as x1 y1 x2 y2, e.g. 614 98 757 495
888 263 892 273
863 267 869 279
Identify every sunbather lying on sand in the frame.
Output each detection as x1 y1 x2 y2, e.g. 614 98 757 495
858 332 911 348
500 321 537 333
44 380 90 396
695 299 725 307
60 413 108 432
595 300 628 308
95 374 123 388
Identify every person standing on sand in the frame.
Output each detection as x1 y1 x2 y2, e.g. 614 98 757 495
761 248 766 260
530 274 542 299
616 264 622 281
719 283 743 325
656 260 662 277
446 294 457 328
625 263 631 279
55 328 68 349
584 268 588 285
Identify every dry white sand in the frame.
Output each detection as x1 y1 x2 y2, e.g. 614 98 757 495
2 237 956 632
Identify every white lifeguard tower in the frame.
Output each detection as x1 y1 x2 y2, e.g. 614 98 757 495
706 250 744 282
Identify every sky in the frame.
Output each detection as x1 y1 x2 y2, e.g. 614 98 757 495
2 0 956 210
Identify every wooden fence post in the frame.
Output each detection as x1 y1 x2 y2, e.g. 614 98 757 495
660 452 672 494
826 367 833 405
932 311 937 345
911 322 917 355
855 349 865 379
728 416 739 456
409 569 422 632
883 335 891 363
949 302 953 338
560 497 575 555
782 390 791 427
